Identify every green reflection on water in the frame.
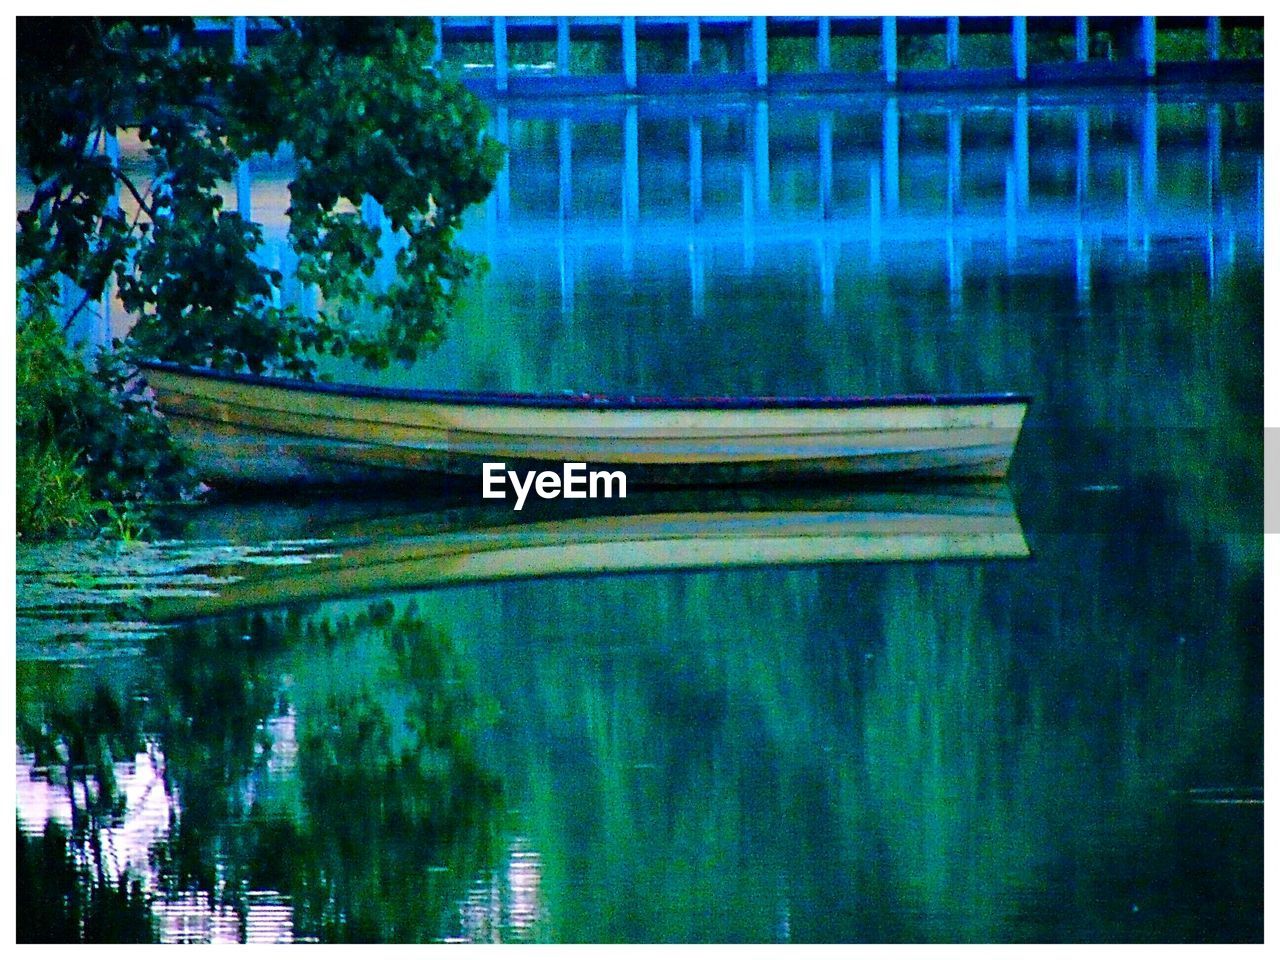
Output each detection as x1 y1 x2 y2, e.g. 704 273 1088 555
16 92 1261 943
18 531 1260 942
18 603 505 943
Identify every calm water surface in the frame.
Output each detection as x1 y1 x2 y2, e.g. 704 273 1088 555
17 88 1262 942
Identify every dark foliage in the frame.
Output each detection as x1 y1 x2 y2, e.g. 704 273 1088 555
18 17 502 378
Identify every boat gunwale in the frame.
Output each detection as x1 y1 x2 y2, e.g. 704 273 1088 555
140 361 1032 412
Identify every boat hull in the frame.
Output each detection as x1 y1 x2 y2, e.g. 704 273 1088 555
142 364 1028 486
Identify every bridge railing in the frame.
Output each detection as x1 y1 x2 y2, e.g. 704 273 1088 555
455 15 1261 94
195 16 1262 95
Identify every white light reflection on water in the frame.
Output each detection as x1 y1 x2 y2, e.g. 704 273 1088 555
17 743 172 888
18 713 544 944
16 734 298 944
448 836 546 943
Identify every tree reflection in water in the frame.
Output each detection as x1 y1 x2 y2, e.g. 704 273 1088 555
14 89 1263 944
16 527 1261 942
16 601 508 943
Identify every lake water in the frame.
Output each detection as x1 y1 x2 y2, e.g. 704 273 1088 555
16 87 1263 943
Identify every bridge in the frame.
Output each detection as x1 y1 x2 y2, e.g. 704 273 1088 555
52 17 1265 348
209 15 1263 96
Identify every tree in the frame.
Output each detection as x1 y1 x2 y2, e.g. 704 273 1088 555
15 17 504 536
17 16 505 378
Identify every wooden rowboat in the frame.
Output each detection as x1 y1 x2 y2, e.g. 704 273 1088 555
147 488 1029 620
140 362 1029 487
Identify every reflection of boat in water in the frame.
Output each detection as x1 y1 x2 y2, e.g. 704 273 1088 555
149 487 1029 621
140 362 1029 486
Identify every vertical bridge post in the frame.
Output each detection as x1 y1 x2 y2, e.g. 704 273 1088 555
687 17 701 72
494 106 510 219
1012 16 1028 82
754 102 770 216
104 130 120 219
493 17 508 93
232 17 251 221
557 117 572 221
752 16 768 89
1075 17 1089 62
819 111 833 219
1076 108 1090 200
1014 94 1030 210
689 118 703 222
1140 16 1157 78
622 17 637 91
946 17 960 68
882 17 897 85
233 15 247 60
556 17 570 75
947 110 962 214
100 128 121 346
623 104 639 221
817 17 831 72
883 97 899 214
1207 17 1221 61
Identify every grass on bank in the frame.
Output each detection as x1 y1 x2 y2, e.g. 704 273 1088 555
16 304 191 541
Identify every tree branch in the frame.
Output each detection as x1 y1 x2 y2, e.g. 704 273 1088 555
115 170 159 222
61 287 98 333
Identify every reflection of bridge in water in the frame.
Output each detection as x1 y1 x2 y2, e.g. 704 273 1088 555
62 86 1262 346
474 91 1262 318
